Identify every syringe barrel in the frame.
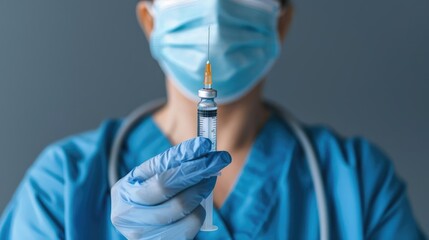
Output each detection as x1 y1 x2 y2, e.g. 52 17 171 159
197 94 218 231
201 193 216 231
197 100 217 152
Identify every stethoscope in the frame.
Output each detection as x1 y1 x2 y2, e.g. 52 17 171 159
108 99 330 240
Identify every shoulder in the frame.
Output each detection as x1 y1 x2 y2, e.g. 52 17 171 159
0 119 124 238
29 119 123 183
302 125 425 238
304 125 393 173
51 119 122 159
303 124 401 199
303 125 403 203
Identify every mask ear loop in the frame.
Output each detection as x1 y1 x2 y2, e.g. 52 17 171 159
143 0 155 17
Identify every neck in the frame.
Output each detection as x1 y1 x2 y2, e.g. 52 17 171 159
153 79 270 152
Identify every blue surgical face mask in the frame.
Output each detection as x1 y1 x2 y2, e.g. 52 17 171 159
147 0 281 104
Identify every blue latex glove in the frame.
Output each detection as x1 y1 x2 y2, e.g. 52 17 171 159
111 137 231 240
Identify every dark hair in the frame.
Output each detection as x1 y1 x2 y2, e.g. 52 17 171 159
280 0 289 7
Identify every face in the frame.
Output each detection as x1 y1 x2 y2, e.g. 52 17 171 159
136 0 294 104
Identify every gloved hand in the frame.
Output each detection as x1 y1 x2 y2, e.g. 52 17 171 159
111 137 231 240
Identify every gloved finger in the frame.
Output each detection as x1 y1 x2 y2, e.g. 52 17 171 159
147 205 206 240
126 151 230 205
112 204 205 240
129 137 212 182
113 177 216 226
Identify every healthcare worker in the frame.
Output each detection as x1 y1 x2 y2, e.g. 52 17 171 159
0 0 426 239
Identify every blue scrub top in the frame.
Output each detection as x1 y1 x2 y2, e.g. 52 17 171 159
0 111 425 239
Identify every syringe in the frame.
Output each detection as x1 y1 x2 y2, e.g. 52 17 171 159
197 26 218 232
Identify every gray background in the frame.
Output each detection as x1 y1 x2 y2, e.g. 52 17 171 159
0 0 428 234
